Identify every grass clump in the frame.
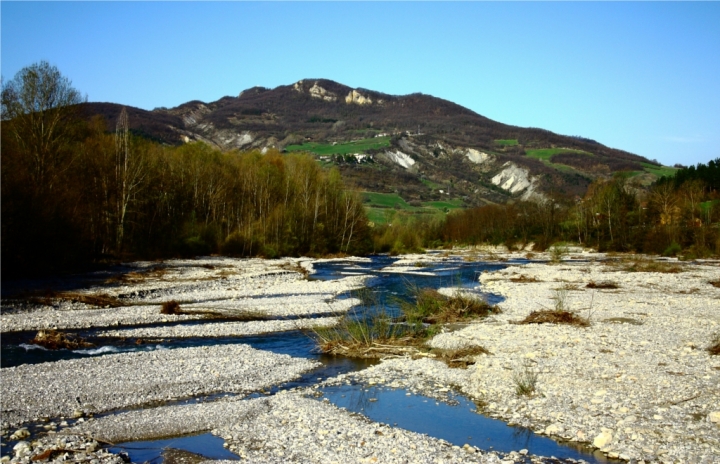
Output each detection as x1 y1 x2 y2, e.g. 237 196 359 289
280 261 309 279
31 291 124 308
510 275 541 283
519 310 590 327
709 333 720 356
401 288 499 325
709 279 720 288
312 309 431 358
160 300 182 315
312 286 497 361
549 244 569 264
586 281 619 289
610 256 683 274
432 346 490 368
513 360 538 397
516 285 590 327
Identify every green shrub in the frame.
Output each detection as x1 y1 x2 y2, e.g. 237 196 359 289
401 287 499 324
662 241 682 257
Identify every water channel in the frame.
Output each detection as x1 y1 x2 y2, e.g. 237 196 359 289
2 256 612 463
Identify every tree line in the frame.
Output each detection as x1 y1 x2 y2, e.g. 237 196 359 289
2 62 370 278
440 162 720 257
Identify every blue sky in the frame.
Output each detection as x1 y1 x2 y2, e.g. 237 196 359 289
2 2 719 167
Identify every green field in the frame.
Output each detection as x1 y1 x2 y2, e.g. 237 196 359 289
420 178 442 190
285 136 391 156
640 162 678 178
495 139 519 146
362 191 464 224
363 192 410 208
700 200 720 213
423 199 464 210
525 148 592 161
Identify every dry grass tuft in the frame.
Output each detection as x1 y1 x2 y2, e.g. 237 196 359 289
709 333 720 356
30 292 124 308
517 309 590 327
510 275 541 283
30 330 95 350
709 279 720 289
160 300 182 315
433 346 490 368
607 257 683 274
513 360 538 396
280 261 309 279
107 266 168 284
586 281 619 289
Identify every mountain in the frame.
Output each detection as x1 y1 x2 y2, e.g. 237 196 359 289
80 79 669 207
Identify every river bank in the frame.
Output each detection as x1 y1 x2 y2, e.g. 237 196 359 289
2 251 718 463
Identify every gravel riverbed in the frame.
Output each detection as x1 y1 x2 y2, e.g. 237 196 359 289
3 252 719 464
1 257 366 333
426 255 720 463
1 344 320 430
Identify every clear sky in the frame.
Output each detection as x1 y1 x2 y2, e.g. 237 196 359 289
2 2 719 167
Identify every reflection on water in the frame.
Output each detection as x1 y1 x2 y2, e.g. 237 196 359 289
110 433 238 463
320 384 612 463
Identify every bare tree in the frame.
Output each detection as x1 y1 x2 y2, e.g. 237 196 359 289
114 107 146 253
1 61 86 193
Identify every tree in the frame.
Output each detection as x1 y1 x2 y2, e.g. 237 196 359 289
1 61 86 193
114 107 147 254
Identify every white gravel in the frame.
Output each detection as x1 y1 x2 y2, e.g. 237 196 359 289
1 344 320 429
1 257 367 334
426 257 720 463
3 434 123 464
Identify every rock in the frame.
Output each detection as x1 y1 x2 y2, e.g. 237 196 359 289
13 441 31 457
9 427 29 440
593 431 613 448
545 424 562 435
709 411 720 424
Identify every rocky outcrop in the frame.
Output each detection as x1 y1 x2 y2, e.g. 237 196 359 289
309 83 337 102
464 148 493 165
382 150 416 169
345 90 372 105
491 162 544 201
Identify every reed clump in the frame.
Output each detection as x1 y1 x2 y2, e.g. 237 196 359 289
401 287 499 325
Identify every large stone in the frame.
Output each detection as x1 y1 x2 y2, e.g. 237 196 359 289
709 411 720 424
9 428 29 440
593 431 613 448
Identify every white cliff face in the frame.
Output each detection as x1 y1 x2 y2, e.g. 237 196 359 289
345 90 372 105
491 162 534 194
383 150 416 169
465 149 492 164
309 83 337 102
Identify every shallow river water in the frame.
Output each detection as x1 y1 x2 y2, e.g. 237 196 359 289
2 256 612 463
